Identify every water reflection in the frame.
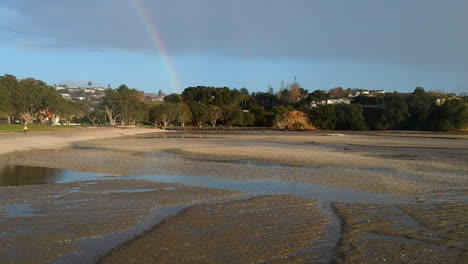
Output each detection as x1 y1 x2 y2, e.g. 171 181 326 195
0 165 105 186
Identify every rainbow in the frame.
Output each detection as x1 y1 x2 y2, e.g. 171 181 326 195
131 0 182 93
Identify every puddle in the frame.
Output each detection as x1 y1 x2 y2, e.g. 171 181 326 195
107 189 157 194
0 165 107 186
0 203 41 217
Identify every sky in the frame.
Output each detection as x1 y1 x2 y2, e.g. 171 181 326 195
0 0 467 95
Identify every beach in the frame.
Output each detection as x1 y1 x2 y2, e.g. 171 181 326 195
0 128 467 263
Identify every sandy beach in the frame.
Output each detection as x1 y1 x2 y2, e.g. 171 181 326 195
1 128 467 263
0 127 162 155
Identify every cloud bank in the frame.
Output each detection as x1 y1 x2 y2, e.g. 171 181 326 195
1 0 468 72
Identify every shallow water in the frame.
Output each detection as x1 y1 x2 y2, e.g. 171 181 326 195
0 203 41 217
0 165 416 204
0 165 106 186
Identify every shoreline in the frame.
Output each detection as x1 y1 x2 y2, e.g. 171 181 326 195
0 127 164 155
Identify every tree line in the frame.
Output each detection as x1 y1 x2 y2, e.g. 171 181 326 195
1 74 467 131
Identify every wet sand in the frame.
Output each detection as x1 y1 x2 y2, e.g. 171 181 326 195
0 179 244 264
333 201 468 263
100 195 334 264
0 129 467 263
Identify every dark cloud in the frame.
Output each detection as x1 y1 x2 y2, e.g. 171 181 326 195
2 0 468 72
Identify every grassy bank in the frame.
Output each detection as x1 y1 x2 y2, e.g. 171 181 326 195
0 124 85 132
138 125 315 132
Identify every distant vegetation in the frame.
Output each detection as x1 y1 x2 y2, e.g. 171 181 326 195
1 74 467 131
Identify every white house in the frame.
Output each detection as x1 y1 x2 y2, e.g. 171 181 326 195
327 98 351 105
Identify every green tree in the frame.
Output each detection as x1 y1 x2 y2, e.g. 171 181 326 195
406 87 434 130
182 86 214 104
431 100 468 131
382 92 409 129
309 90 329 102
334 104 368 130
363 107 386 130
103 88 121 126
310 105 336 129
87 109 105 126
118 85 148 125
164 93 182 103
241 111 255 127
36 85 63 124
251 92 278 109
149 102 178 126
249 104 273 126
12 78 53 123
176 103 192 127
102 85 148 126
207 105 222 127
0 75 15 124
57 100 85 125
188 102 209 127
222 104 243 126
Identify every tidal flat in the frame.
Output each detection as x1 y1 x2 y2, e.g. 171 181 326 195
0 129 467 263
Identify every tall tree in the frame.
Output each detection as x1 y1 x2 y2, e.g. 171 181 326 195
87 109 105 126
382 92 409 129
57 100 85 125
0 75 15 124
149 102 178 126
176 103 192 127
406 87 433 130
12 78 57 123
222 104 244 126
431 99 468 131
207 105 222 127
189 102 209 127
334 104 368 130
103 89 120 126
310 105 336 129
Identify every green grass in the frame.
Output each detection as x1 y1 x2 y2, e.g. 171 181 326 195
0 124 85 132
136 124 159 128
